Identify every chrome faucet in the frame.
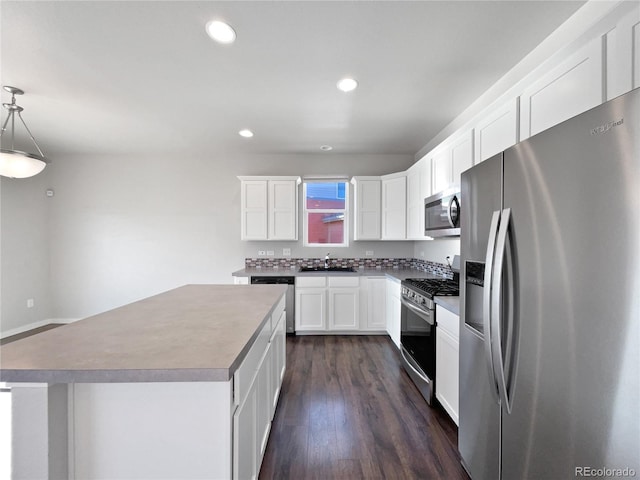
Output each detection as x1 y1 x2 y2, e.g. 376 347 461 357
324 253 330 269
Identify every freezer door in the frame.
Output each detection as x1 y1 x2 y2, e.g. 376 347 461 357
459 154 503 480
500 88 640 478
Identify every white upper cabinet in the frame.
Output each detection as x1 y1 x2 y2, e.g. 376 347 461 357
606 6 640 100
474 97 519 164
520 37 603 140
429 128 474 195
240 180 268 240
451 129 474 185
431 147 452 194
351 177 381 240
238 176 300 241
381 172 407 240
420 155 432 202
406 163 424 240
268 180 298 240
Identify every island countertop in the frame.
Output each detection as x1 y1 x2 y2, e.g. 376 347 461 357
0 284 287 384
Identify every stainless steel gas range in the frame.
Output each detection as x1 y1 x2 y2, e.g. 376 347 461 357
400 276 459 405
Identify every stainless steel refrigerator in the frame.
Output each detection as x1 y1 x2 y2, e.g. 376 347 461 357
459 88 639 480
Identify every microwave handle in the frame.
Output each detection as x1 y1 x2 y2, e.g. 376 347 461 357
447 196 459 228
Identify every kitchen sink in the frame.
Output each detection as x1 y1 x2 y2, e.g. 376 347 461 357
299 266 357 273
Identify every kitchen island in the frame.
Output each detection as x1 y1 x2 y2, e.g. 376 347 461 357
0 284 287 480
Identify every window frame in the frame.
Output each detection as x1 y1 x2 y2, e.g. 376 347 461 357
302 180 349 248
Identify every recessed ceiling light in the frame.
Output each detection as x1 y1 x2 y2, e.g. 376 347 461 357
337 78 358 92
206 20 236 44
320 145 333 151
239 129 254 138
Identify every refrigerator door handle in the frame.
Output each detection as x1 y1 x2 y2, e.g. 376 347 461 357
483 210 501 404
491 207 514 413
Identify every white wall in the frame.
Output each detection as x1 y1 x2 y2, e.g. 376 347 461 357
44 152 414 320
414 238 460 266
0 173 52 335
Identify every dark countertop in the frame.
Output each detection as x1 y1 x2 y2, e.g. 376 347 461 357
232 267 443 282
434 296 460 316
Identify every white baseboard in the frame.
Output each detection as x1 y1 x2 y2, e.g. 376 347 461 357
0 318 81 340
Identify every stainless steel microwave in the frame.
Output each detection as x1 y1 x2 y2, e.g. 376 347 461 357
424 188 460 237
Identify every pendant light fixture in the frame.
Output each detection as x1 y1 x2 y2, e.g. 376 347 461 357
0 86 49 178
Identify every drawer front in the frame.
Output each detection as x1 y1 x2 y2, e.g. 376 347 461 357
328 276 360 288
296 276 327 288
234 319 271 406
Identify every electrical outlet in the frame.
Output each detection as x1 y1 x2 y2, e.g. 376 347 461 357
258 250 266 256
420 251 425 257
365 250 374 256
282 248 291 256
27 298 35 308
266 250 275 256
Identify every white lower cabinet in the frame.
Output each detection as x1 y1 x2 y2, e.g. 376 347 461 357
328 287 359 330
296 276 368 333
234 373 258 480
296 276 327 331
233 297 286 480
270 311 286 415
386 278 401 349
360 277 387 331
435 305 459 425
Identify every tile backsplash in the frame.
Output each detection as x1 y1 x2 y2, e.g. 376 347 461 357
244 257 453 278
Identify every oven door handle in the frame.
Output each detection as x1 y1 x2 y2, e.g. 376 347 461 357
401 347 430 383
401 296 434 325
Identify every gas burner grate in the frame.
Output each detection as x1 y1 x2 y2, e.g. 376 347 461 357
403 278 460 297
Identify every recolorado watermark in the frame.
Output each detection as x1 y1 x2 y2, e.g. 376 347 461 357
575 466 636 478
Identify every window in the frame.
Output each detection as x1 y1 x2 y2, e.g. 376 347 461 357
303 180 349 247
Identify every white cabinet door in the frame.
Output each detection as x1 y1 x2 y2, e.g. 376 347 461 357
520 37 603 140
270 311 286 416
239 176 299 241
431 147 452 194
328 288 359 330
268 180 297 240
295 288 326 331
474 97 519 164
233 377 257 480
605 7 640 99
435 305 459 425
451 129 474 185
386 278 401 349
352 177 381 240
406 165 423 240
381 173 407 240
364 277 387 331
436 326 459 425
256 345 272 465
233 276 249 285
240 181 268 240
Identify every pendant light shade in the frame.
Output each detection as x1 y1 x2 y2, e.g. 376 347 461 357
0 86 49 179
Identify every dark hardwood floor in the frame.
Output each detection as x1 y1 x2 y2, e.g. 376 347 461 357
260 335 470 480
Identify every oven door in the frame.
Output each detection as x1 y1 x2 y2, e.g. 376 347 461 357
424 188 460 237
400 296 436 404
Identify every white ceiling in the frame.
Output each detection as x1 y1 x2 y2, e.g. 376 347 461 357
1 1 586 160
